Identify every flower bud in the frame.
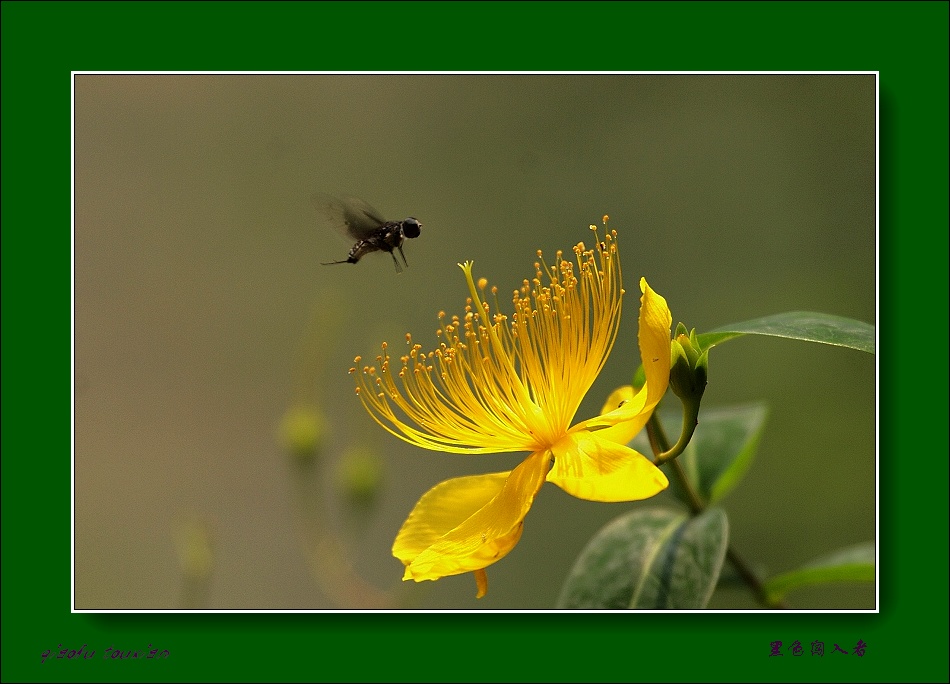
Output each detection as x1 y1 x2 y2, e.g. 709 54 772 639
173 518 214 581
278 404 327 464
669 326 708 405
336 447 384 509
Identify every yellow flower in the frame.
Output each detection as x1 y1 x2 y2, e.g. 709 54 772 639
351 226 672 598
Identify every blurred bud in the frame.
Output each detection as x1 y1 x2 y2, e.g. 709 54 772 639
669 325 709 406
336 447 384 509
278 404 327 463
173 518 214 582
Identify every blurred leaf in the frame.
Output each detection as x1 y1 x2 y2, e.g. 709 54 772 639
557 507 729 609
762 541 875 604
697 312 875 354
633 403 768 506
677 403 768 505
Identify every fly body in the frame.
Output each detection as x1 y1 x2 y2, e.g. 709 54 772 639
313 194 422 273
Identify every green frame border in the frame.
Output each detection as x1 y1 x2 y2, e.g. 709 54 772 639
2 1 947 681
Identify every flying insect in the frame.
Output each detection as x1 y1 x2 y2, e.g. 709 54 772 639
313 194 422 274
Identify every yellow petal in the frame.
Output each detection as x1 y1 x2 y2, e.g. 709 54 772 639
396 450 551 582
600 385 635 417
393 471 509 565
577 280 672 434
638 277 672 408
547 430 668 502
594 385 652 446
579 386 648 432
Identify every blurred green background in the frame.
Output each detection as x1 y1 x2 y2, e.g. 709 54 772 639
73 74 875 610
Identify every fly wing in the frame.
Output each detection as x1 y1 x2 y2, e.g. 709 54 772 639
311 193 385 240
338 195 388 229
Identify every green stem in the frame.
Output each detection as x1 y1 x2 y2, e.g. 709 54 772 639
647 412 705 511
647 409 787 609
669 458 706 514
652 400 700 465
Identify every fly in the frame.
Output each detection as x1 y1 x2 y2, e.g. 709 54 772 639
313 193 422 274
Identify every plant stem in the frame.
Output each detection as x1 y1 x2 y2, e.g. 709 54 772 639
647 412 703 510
669 458 706 514
725 547 786 609
653 401 700 466
647 409 787 609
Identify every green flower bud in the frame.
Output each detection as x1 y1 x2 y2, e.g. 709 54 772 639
337 447 384 508
669 327 708 404
278 404 327 463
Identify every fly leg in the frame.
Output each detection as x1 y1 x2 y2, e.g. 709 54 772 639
397 245 410 271
389 249 404 274
321 257 358 266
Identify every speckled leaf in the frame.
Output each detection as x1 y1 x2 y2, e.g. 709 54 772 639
763 541 875 604
697 311 875 354
557 507 729 609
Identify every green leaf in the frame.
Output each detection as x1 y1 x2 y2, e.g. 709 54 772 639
633 403 768 506
556 507 729 609
762 541 875 604
697 312 875 354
